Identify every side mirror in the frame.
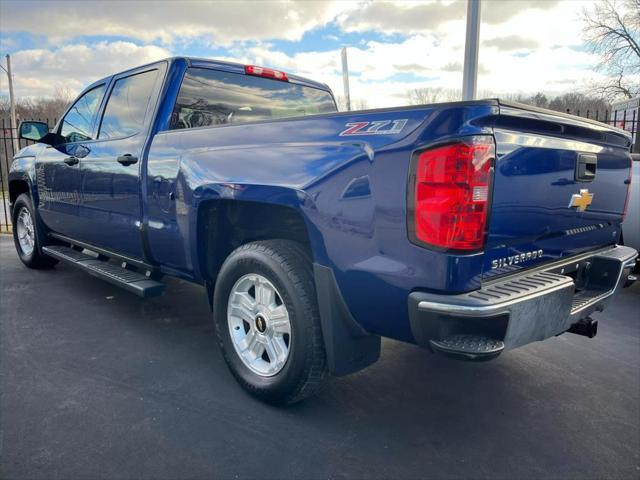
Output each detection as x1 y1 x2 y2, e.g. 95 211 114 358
19 121 50 142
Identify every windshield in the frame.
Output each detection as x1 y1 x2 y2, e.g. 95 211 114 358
171 67 337 129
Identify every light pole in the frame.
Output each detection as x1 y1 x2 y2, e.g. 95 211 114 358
462 0 481 101
341 47 351 111
1 54 19 153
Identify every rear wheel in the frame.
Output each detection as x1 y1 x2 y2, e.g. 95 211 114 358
227 273 292 377
213 240 327 405
12 193 57 269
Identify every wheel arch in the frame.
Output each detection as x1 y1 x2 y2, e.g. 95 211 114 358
8 153 39 209
9 179 31 206
196 198 315 284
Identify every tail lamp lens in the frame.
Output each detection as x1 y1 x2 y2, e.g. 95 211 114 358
411 136 495 251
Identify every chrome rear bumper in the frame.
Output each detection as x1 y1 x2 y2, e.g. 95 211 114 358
408 245 637 355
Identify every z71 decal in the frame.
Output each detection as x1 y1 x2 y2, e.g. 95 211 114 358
339 119 408 136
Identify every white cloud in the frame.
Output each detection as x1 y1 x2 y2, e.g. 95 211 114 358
482 35 539 51
0 0 606 107
242 12 602 108
0 42 172 98
338 0 562 35
0 36 17 51
1 0 351 45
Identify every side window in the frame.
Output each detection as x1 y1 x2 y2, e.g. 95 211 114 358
98 69 158 140
60 85 106 143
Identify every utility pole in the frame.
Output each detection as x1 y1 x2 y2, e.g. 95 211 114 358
341 47 351 111
462 0 481 101
3 55 20 153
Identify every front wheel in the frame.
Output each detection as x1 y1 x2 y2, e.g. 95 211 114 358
12 193 57 269
213 240 327 405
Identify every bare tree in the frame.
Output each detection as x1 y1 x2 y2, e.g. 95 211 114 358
335 95 370 111
582 0 640 100
0 86 74 125
406 87 460 105
403 88 611 118
495 91 609 116
351 98 370 111
547 93 610 116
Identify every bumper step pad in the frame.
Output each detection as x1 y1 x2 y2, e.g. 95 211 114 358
429 334 504 361
42 245 164 298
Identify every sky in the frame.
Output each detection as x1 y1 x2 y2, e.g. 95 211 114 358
0 0 610 108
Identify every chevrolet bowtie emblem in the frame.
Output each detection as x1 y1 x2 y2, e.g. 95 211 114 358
568 189 594 212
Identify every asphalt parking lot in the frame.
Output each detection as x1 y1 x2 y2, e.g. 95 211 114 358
1 234 639 480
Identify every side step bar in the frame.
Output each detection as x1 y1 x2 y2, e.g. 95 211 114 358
42 245 165 298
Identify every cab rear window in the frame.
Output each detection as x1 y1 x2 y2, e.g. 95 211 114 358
170 67 336 130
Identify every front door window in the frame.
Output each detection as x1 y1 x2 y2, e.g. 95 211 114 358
59 85 106 143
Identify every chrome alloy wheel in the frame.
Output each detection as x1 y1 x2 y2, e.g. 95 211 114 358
16 206 35 256
227 273 292 377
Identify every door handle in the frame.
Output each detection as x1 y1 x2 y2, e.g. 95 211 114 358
117 154 138 166
63 156 79 166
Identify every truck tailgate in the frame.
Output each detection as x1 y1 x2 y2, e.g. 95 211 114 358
484 101 633 278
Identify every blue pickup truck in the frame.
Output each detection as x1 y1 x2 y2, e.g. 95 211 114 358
9 57 637 404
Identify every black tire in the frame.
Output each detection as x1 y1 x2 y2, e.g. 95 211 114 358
12 193 57 269
213 240 327 405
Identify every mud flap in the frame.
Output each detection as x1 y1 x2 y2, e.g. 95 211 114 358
313 264 381 376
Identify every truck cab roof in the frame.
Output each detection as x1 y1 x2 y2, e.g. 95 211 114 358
86 56 332 94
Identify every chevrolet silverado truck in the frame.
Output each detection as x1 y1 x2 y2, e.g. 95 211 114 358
9 57 638 404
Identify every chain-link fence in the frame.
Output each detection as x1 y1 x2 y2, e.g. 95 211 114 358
0 108 638 234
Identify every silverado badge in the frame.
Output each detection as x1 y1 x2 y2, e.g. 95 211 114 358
568 189 594 212
491 249 544 269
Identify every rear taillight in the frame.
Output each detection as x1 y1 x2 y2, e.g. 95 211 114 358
244 65 289 82
409 136 495 251
622 156 632 221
